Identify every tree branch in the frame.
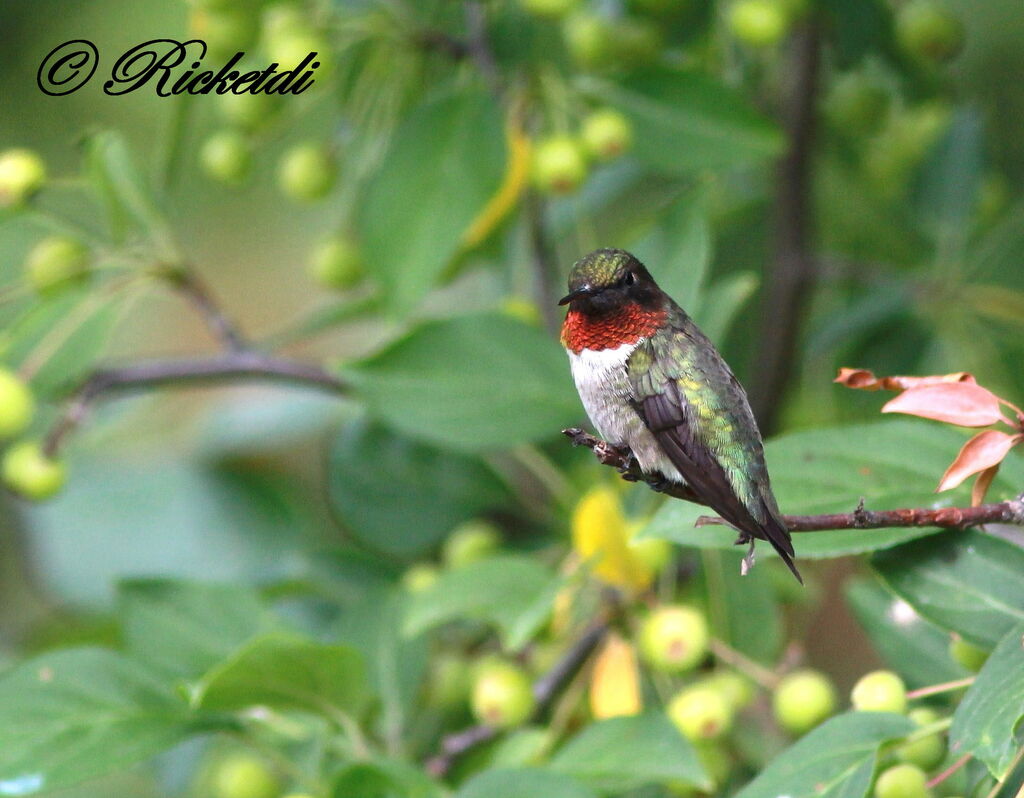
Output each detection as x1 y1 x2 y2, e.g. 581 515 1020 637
43 352 347 457
425 615 611 778
564 428 1024 531
749 19 823 434
526 192 563 336
161 266 248 351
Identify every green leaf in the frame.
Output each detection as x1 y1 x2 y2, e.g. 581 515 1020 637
872 529 1024 648
455 768 597 798
194 635 369 719
549 713 710 793
25 295 120 396
118 579 272 680
403 555 562 649
734 712 915 798
845 577 968 689
330 759 443 798
694 272 759 343
328 419 510 557
334 586 428 748
581 69 783 175
0 648 197 794
357 89 505 313
341 314 579 452
702 550 782 665
84 131 176 258
950 622 1024 780
642 420 1015 559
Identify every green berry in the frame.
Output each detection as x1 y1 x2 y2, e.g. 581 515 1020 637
667 685 733 741
612 17 663 68
0 148 46 207
702 670 755 711
443 520 502 569
638 605 709 673
580 109 633 162
402 563 440 593
728 0 789 47
277 143 336 202
265 29 330 74
628 0 689 17
627 534 672 574
563 13 615 70
531 135 587 195
2 441 67 501
895 0 964 63
427 652 473 709
200 130 252 184
949 636 988 672
874 763 931 798
851 670 907 714
25 236 90 295
895 708 946 771
211 754 280 798
194 7 259 57
308 237 363 290
471 660 535 728
773 669 837 734
217 89 280 129
825 72 890 137
0 370 34 439
519 0 581 19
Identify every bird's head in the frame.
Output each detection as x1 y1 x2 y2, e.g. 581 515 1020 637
558 248 661 315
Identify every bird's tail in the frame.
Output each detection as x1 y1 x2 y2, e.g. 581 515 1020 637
760 516 802 584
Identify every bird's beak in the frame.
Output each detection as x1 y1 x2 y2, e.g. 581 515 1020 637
558 285 593 305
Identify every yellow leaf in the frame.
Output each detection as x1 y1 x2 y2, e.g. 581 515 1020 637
460 113 531 249
589 632 642 719
571 485 653 592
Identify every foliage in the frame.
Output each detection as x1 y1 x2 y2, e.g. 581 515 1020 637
1 0 1024 796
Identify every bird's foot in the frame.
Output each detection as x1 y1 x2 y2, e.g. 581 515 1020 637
644 473 673 493
741 539 757 576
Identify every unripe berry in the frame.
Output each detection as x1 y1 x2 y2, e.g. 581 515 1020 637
277 143 336 202
402 563 440 593
218 89 280 129
471 660 535 728
2 441 67 501
211 753 280 798
427 652 473 709
580 109 633 162
874 763 931 798
851 670 907 714
948 636 988 672
702 670 755 711
192 7 259 57
895 0 964 63
612 18 663 68
562 13 615 70
0 370 34 439
200 130 252 184
500 297 542 327
308 236 363 291
0 148 46 207
519 0 581 19
667 685 732 741
639 605 709 673
825 72 890 138
25 236 90 296
772 669 837 734
626 533 672 575
531 135 587 195
443 520 501 569
728 0 789 47
895 708 946 771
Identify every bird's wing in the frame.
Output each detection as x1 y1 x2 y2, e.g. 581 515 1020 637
626 308 800 580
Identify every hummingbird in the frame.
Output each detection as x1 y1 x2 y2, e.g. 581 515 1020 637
559 248 801 583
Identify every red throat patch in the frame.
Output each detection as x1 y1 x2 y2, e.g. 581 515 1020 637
561 305 668 353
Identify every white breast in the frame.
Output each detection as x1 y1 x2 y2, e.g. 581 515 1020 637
567 343 685 484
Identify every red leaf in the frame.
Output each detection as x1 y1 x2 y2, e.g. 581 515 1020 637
882 384 1008 427
835 368 976 392
971 465 1000 507
937 430 1022 493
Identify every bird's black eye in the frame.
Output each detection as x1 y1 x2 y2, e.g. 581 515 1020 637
624 271 636 286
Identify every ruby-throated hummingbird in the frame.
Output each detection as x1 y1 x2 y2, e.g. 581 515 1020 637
560 248 801 583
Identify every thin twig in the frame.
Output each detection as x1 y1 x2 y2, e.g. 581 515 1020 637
425 615 611 778
43 352 347 457
708 637 781 689
526 192 563 336
927 753 972 790
906 677 975 700
566 428 1024 531
463 1 502 97
162 267 248 351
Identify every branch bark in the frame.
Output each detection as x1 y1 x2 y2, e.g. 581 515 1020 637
749 19 822 434
43 353 347 457
426 615 611 778
564 428 1024 531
